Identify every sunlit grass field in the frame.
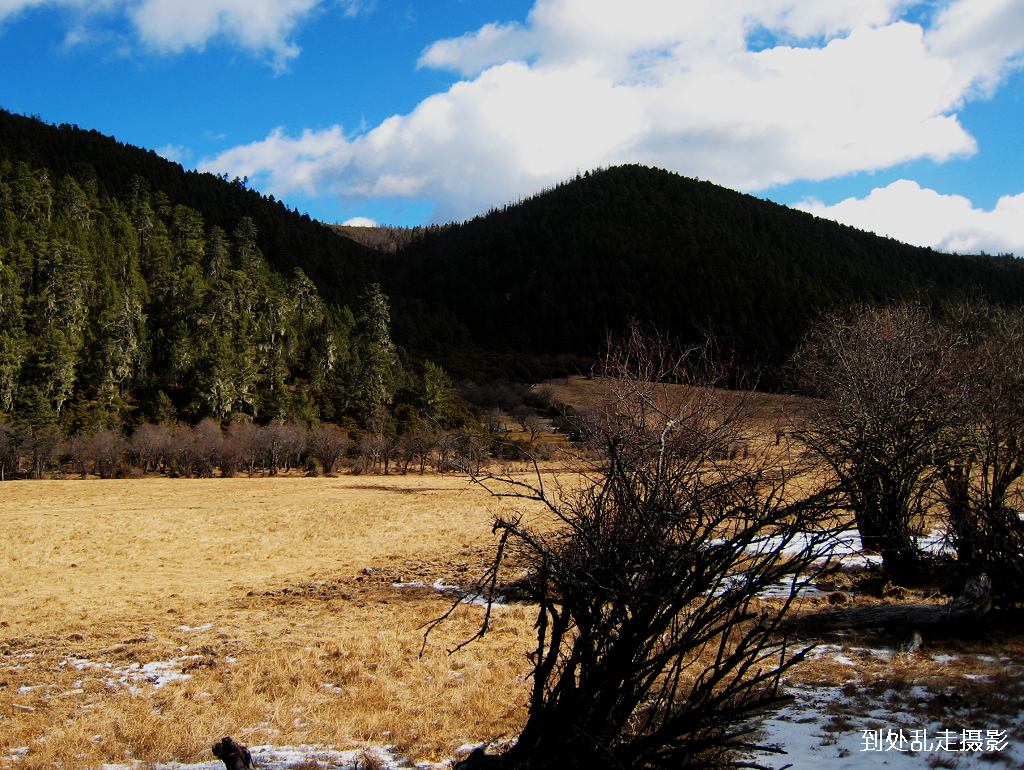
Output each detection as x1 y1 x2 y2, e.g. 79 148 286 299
0 476 542 768
3 380 1022 768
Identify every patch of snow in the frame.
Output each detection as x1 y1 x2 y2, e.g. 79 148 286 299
392 578 509 607
61 656 200 693
747 686 1024 769
99 742 453 770
915 529 953 557
176 624 213 633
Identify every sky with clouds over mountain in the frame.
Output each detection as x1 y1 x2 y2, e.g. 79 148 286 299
1 0 1022 254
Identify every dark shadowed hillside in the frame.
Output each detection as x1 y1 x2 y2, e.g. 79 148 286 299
6 109 1024 389
379 165 1024 380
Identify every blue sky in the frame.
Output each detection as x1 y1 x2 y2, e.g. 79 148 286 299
1 0 1022 255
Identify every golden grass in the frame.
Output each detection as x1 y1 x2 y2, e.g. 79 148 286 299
0 476 541 768
542 375 814 434
2 458 1021 768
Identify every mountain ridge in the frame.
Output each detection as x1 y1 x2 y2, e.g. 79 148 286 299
374 164 1024 380
3 109 1023 388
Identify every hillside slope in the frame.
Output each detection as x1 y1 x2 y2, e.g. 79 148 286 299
0 111 398 428
0 109 377 308
380 166 1024 378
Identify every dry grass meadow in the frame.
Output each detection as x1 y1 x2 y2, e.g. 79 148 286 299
0 475 546 768
3 380 1022 769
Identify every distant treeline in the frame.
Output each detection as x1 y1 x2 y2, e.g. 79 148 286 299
0 378 564 480
0 407 560 481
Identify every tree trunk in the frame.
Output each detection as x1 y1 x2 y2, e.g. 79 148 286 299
791 573 991 632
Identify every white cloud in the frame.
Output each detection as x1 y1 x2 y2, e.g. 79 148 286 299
126 0 319 69
797 180 1024 256
0 0 372 68
205 0 1024 223
0 0 44 21
418 21 534 77
155 143 192 165
341 216 377 227
205 125 354 196
926 0 1024 96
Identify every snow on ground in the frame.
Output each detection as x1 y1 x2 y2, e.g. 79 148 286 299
100 743 463 770
392 578 509 607
60 655 201 693
747 685 1023 770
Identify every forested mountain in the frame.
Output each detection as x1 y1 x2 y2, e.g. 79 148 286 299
0 111 416 432
0 109 376 308
377 165 1024 381
5 108 1024 415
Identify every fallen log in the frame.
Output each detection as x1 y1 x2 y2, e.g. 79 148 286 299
790 573 991 632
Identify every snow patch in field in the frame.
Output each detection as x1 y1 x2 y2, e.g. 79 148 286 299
99 742 452 769
748 687 1024 769
392 578 509 607
176 623 213 633
915 529 954 556
61 656 200 693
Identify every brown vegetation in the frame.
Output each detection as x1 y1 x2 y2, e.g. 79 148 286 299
0 476 541 768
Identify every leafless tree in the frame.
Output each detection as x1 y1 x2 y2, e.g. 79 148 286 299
513 404 545 443
441 328 841 770
167 423 199 477
67 432 92 478
938 303 1024 603
405 419 438 474
483 408 505 435
69 429 126 478
791 304 961 584
192 418 224 478
260 420 293 475
227 420 261 477
309 423 351 475
280 421 308 472
129 422 172 473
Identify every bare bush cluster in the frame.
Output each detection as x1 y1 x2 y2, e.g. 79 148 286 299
793 301 1024 601
444 328 842 770
0 416 507 480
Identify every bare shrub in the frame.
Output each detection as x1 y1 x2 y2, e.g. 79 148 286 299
227 420 261 476
939 303 1024 603
167 423 201 477
406 421 437 474
309 423 351 476
192 418 224 478
129 422 172 474
791 304 959 584
261 420 291 476
69 429 126 478
444 328 840 770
